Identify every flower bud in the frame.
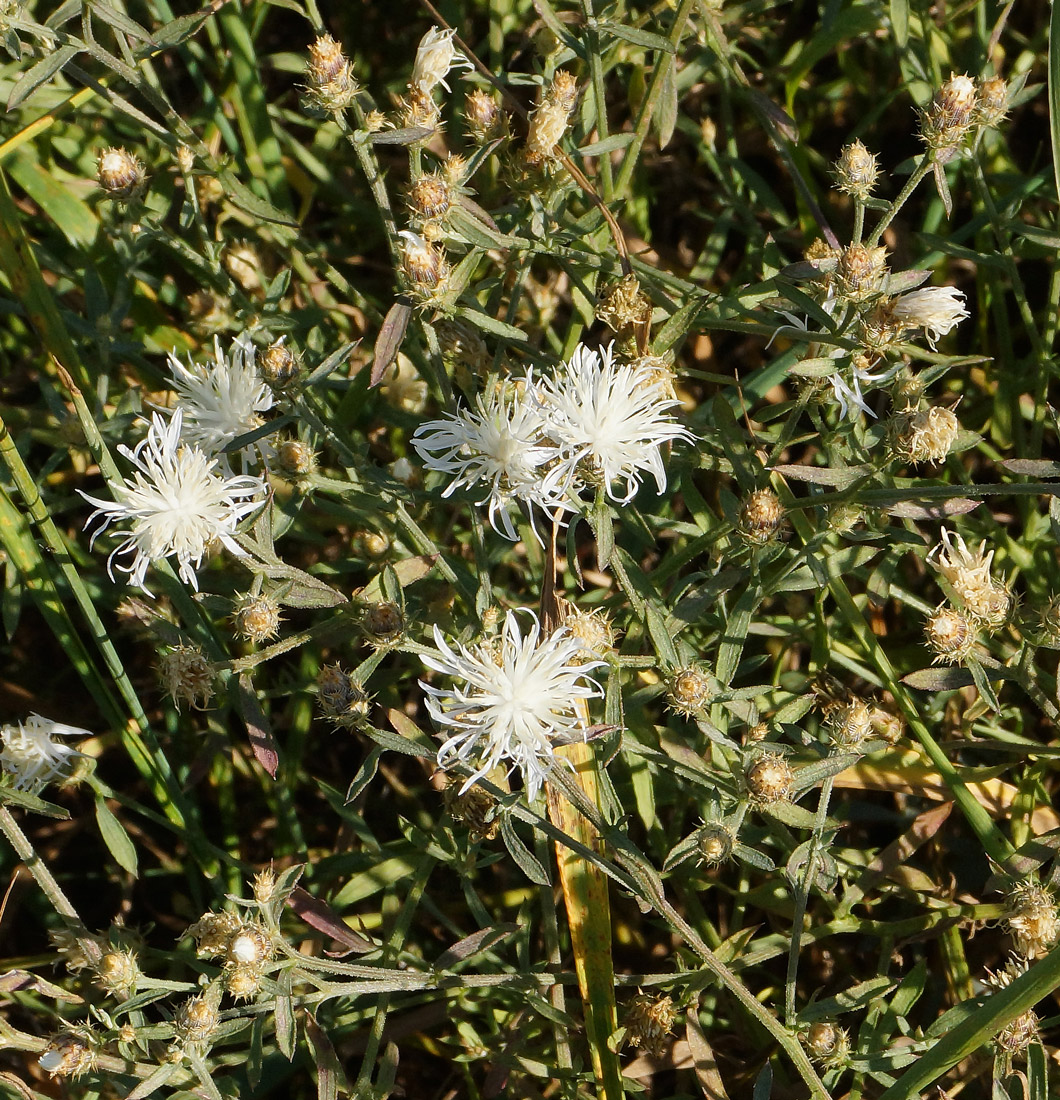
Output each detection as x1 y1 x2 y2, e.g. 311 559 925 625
259 338 301 391
226 923 273 967
836 243 889 300
833 139 879 199
977 75 1009 127
924 605 976 663
398 230 448 292
188 910 242 958
738 488 787 545
224 963 263 1001
745 751 794 805
443 778 500 841
94 949 140 997
623 993 676 1057
304 34 357 112
252 865 277 905
595 274 653 333
158 645 214 712
524 72 578 167
97 147 146 201
667 667 713 716
39 1032 96 1078
277 439 316 479
223 241 263 291
316 664 372 729
562 607 615 660
696 822 735 867
824 699 873 748
891 405 960 464
465 89 505 142
353 529 390 560
176 992 221 1043
234 593 283 645
921 73 978 158
363 600 404 644
804 1021 850 1067
407 173 451 221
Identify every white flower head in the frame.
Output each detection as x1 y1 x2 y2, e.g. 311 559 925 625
410 27 473 95
536 343 694 504
166 333 274 467
79 409 267 594
411 380 569 540
0 715 90 793
891 286 969 349
928 528 1012 628
421 610 604 801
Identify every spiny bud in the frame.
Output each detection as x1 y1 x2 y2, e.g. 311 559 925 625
696 822 735 867
304 34 357 112
352 529 390 560
38 1032 96 1078
977 75 1010 127
825 699 873 749
252 866 277 905
804 1021 851 1068
158 645 214 712
224 962 263 1001
623 993 677 1057
836 243 889 300
667 667 713 716
465 89 505 142
745 751 794 805
407 173 451 221
316 664 372 729
188 910 242 958
561 606 615 661
398 230 448 292
363 600 404 644
259 338 301 391
891 405 960 464
443 778 500 841
233 593 283 645
176 991 221 1043
921 73 978 159
924 605 976 663
595 274 653 333
94 949 140 998
276 439 316 479
398 85 441 131
869 705 904 745
97 147 146 202
547 70 579 112
738 488 787 546
833 140 879 199
1004 882 1060 958
226 923 273 967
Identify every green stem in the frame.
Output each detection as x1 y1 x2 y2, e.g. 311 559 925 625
867 156 932 246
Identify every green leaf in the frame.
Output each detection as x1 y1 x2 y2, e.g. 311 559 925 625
598 21 676 53
1050 0 1060 209
7 43 80 109
94 797 138 877
890 0 909 47
500 815 551 885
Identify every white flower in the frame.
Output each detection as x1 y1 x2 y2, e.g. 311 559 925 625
536 343 694 504
0 715 89 793
421 610 603 800
410 27 473 95
411 382 569 540
928 528 1012 628
79 408 267 594
166 333 274 467
891 286 969 348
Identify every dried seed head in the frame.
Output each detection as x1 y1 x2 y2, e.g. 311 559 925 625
624 993 677 1057
667 667 713 716
224 962 263 1001
39 1032 96 1078
176 992 221 1043
363 600 404 644
276 439 316 479
226 923 273 967
353 529 390 560
924 605 976 663
745 751 794 804
595 274 653 332
188 910 242 958
996 1009 1040 1055
305 34 357 112
443 778 500 841
833 140 879 199
398 230 448 291
158 645 214 712
892 405 960 464
465 89 505 142
921 73 978 158
977 75 1010 127
547 70 579 112
696 822 735 867
825 699 873 748
407 173 451 221
316 664 372 729
836 243 889 300
233 593 283 645
94 949 140 997
738 488 787 546
804 1021 851 1068
97 147 146 201
259 338 301 391
929 529 1013 629
1004 882 1060 958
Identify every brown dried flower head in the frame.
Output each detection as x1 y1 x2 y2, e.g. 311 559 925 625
176 991 221 1043
363 601 405 644
739 488 787 546
836 243 889 301
443 778 500 842
892 405 960 464
624 993 677 1057
407 173 451 221
1004 881 1060 958
38 1031 97 1079
158 645 214 712
921 72 978 158
305 34 358 111
188 910 242 958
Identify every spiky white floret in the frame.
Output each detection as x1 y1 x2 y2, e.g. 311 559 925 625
0 715 89 793
80 409 266 594
421 610 603 801
410 26 473 94
891 286 969 348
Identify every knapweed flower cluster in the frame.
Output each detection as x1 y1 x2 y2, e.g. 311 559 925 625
411 343 693 539
419 609 603 800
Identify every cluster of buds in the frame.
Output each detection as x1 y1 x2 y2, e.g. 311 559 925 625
929 529 1013 630
304 34 358 113
523 70 579 168
920 73 978 161
833 140 879 200
259 337 302 392
1004 881 1060 958
97 147 147 203
623 993 677 1057
187 912 274 1001
666 666 713 716
158 644 215 711
738 488 788 546
745 750 795 805
924 604 977 664
442 777 500 841
316 663 372 729
233 592 283 645
890 405 960 464
803 1021 851 1069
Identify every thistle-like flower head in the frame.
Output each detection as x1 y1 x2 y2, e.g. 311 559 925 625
79 409 267 594
890 286 969 349
165 334 274 467
420 609 604 801
536 343 694 504
410 27 473 95
0 714 89 793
